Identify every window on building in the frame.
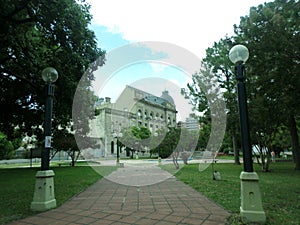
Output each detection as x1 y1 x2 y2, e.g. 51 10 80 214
137 109 142 119
150 112 153 119
150 124 153 131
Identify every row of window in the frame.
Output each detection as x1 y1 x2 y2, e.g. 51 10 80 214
111 121 166 133
137 109 175 123
109 109 176 133
137 122 163 131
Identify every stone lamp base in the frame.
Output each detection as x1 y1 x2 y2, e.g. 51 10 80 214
240 171 266 223
31 170 56 211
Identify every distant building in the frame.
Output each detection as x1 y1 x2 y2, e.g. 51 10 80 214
184 115 199 131
88 85 177 157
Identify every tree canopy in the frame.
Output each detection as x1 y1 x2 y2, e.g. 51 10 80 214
0 0 104 144
184 0 300 170
235 0 300 169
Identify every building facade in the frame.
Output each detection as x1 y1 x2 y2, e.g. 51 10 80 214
89 85 177 157
184 115 200 131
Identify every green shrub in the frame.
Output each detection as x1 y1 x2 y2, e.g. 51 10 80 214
0 132 15 160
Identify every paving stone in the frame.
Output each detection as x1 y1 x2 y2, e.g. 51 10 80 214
8 165 229 225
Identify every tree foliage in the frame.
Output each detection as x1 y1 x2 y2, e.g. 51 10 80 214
0 132 14 160
52 130 79 166
0 0 105 144
182 64 226 158
234 0 300 169
203 37 241 164
119 126 151 158
154 127 180 159
149 127 198 168
184 0 300 170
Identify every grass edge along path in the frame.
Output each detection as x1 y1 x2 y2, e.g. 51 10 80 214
175 162 300 225
1 161 300 225
0 164 102 224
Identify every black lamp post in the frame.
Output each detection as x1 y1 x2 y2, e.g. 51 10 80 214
229 45 265 222
116 138 120 163
113 132 122 165
41 67 58 170
229 45 253 172
31 67 58 211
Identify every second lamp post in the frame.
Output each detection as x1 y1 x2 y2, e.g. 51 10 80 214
31 67 58 211
229 45 266 223
113 132 122 165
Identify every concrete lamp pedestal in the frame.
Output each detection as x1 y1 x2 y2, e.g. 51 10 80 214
158 157 162 165
31 170 56 211
240 172 266 223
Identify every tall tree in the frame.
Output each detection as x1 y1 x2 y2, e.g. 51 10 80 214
234 0 300 169
119 126 151 158
0 0 104 142
182 63 226 158
203 37 241 164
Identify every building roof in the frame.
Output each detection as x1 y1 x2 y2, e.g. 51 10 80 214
160 90 175 105
127 85 176 108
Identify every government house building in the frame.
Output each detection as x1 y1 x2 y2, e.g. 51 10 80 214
88 85 177 157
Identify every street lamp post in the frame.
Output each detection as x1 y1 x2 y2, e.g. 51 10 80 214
135 141 139 159
31 67 58 211
229 45 266 223
117 139 120 163
154 132 161 164
229 45 253 173
113 132 122 165
41 67 58 170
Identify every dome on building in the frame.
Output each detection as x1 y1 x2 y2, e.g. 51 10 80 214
160 90 175 105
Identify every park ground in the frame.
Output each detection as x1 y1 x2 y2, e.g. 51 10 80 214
0 159 299 225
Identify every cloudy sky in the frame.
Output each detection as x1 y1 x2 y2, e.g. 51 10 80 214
88 0 269 56
86 0 270 120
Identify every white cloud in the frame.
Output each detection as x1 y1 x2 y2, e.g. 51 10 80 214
87 0 269 120
149 62 167 73
87 0 268 58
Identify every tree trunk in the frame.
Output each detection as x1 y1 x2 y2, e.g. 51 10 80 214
265 148 271 172
262 147 271 172
71 158 75 167
67 149 77 167
254 145 261 165
260 146 266 171
50 149 59 160
232 133 240 165
131 150 134 159
70 150 75 167
288 114 300 170
172 152 179 169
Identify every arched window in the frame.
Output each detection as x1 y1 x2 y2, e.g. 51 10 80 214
155 113 159 120
137 109 142 119
150 111 153 119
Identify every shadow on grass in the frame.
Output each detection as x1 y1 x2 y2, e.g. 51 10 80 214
174 162 300 225
0 164 103 224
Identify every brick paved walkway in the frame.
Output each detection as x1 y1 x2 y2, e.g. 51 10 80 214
9 165 229 225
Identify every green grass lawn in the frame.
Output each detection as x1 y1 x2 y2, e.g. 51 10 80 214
175 162 300 225
1 161 299 225
0 164 102 224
